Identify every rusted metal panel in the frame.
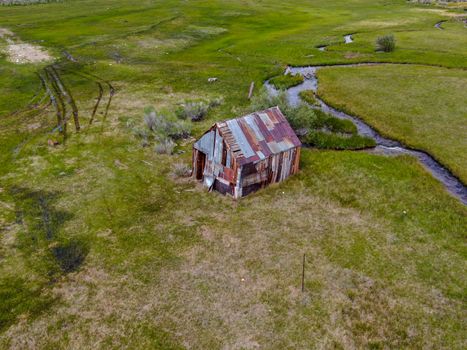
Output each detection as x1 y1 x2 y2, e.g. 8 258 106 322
193 106 302 198
193 130 215 160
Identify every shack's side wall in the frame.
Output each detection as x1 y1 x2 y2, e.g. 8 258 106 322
235 146 300 198
193 127 238 195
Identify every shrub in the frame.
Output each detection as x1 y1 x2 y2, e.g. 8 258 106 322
303 131 376 150
376 34 395 52
143 108 191 140
176 101 209 121
269 73 304 90
299 90 320 106
154 138 175 155
208 97 223 108
144 110 157 131
172 162 191 177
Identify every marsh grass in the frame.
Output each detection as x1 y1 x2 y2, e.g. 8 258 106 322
269 73 304 90
317 64 467 182
303 131 376 149
299 90 320 106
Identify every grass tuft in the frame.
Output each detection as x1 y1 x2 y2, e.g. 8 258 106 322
303 131 376 149
269 73 304 90
299 90 320 106
155 137 175 154
376 34 396 52
171 162 191 177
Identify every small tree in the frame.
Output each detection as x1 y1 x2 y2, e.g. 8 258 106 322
376 34 395 52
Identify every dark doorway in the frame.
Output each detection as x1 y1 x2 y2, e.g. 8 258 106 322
196 152 206 180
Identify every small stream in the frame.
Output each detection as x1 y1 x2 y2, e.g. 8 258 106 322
435 21 446 30
344 34 354 44
265 64 467 204
316 34 353 52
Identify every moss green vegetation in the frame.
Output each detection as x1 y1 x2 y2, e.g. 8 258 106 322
303 110 375 149
317 64 467 182
269 73 304 90
0 0 466 348
298 90 320 106
304 131 376 149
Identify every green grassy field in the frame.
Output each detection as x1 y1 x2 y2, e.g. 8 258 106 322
317 64 467 182
0 0 466 348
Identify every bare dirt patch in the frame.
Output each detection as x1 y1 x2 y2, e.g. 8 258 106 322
0 27 52 64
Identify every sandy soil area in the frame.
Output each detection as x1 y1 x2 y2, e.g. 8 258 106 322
0 27 52 63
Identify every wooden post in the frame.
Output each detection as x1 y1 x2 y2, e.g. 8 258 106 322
248 81 255 99
301 253 306 292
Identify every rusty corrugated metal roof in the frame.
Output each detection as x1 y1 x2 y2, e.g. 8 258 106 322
216 106 301 165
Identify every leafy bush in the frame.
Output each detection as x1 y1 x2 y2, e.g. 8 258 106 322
249 89 318 134
269 73 304 90
172 162 192 177
154 138 175 155
303 131 375 150
142 108 191 140
376 34 395 52
176 101 209 121
299 90 320 106
208 97 223 108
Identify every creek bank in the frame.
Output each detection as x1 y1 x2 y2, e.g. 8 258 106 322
265 63 467 204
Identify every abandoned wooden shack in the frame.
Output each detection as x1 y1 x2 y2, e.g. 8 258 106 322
192 106 301 198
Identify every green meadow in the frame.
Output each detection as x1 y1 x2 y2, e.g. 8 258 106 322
0 0 466 348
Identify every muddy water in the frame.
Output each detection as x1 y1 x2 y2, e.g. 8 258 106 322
266 64 467 204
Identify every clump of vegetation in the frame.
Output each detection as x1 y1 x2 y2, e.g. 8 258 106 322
303 132 375 149
376 34 395 52
314 109 357 134
172 162 191 177
250 89 375 150
143 108 191 140
269 73 304 90
131 107 190 153
175 97 222 122
299 90 320 106
250 89 318 135
176 101 209 121
154 137 175 155
52 239 89 273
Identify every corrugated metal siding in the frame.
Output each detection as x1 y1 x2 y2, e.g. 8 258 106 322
193 106 301 199
193 130 215 160
217 106 301 166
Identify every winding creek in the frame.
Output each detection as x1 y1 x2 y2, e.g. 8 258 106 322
265 64 467 205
